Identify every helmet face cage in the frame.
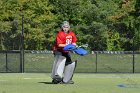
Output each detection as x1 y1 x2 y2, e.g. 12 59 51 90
61 21 70 28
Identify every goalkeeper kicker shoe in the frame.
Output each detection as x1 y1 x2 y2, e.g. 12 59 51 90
52 79 61 84
59 80 74 84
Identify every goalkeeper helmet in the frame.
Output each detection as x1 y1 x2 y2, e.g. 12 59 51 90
61 21 70 28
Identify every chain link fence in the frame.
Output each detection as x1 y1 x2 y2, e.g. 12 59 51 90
0 50 140 73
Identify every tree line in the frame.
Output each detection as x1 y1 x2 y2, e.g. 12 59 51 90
0 0 140 51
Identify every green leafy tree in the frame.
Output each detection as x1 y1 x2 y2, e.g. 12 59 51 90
0 0 56 50
0 0 139 51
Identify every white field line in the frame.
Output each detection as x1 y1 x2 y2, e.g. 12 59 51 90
23 77 47 80
0 73 140 79
74 74 140 78
0 80 7 81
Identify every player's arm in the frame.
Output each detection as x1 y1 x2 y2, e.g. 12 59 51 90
72 43 76 46
58 44 66 47
56 33 66 48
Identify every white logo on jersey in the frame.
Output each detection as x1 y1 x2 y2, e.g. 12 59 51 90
66 35 72 45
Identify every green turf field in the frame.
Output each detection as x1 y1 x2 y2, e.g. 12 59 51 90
0 73 140 93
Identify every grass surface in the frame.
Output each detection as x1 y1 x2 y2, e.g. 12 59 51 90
0 73 140 93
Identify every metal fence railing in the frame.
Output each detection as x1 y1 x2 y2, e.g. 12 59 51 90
0 51 21 73
0 50 140 73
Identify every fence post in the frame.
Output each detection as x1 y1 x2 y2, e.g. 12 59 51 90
132 20 135 73
132 37 135 73
132 52 135 73
95 52 98 73
20 14 25 73
5 51 8 72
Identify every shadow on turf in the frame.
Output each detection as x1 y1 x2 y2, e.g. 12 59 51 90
38 82 54 84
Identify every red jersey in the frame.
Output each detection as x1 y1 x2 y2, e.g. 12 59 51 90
54 30 77 52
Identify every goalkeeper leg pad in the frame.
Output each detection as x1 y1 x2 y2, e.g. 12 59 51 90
63 61 77 83
51 55 66 79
